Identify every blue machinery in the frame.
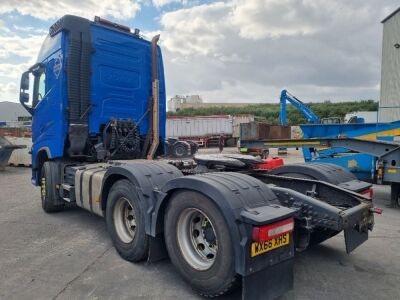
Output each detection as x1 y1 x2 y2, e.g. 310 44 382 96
299 121 400 181
280 90 347 126
280 90 320 125
240 90 400 182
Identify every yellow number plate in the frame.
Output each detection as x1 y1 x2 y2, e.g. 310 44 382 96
251 233 290 257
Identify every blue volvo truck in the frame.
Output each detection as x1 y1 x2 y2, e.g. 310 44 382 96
19 15 377 299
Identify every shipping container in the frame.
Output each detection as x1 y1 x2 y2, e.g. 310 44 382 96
232 114 255 138
240 122 291 141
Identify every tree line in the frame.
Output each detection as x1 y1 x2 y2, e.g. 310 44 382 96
167 100 378 125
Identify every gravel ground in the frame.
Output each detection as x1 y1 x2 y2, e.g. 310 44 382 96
0 148 399 300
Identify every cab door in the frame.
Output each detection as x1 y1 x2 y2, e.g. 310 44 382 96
30 33 66 168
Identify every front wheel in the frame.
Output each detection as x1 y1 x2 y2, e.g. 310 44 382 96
106 179 149 262
164 190 238 297
40 161 64 213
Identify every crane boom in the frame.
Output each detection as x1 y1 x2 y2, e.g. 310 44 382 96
280 89 320 125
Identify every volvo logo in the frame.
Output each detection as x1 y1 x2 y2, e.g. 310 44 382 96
53 53 63 79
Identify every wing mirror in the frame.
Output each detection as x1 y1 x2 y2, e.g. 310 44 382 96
19 71 33 115
20 71 29 91
19 92 29 104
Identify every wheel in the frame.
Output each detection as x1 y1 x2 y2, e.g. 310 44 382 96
106 179 148 262
172 142 188 158
40 161 64 213
188 141 199 155
164 190 238 297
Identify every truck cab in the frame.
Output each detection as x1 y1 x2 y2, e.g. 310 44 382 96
19 15 166 185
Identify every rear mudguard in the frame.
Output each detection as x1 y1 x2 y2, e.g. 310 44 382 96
100 161 184 234
270 162 372 193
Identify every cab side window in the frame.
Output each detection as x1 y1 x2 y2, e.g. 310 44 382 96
37 72 46 102
34 71 46 108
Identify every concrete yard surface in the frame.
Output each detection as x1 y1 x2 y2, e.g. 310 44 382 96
0 159 400 300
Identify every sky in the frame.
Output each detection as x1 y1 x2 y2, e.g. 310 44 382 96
0 0 399 104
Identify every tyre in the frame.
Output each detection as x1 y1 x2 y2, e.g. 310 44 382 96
188 141 199 156
164 190 238 297
40 161 64 213
106 179 149 262
172 142 188 158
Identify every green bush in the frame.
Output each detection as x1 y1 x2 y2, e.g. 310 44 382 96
167 100 378 125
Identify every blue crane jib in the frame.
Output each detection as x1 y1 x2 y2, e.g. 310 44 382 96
19 15 166 185
280 89 320 125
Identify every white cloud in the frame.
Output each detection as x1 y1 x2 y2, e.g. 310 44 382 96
0 33 46 101
13 25 48 34
0 34 45 61
0 63 31 79
160 2 230 55
152 0 186 8
1 0 399 104
159 0 399 102
0 0 140 21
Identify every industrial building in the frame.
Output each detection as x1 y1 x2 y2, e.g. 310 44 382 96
167 95 203 112
167 95 261 112
380 7 400 122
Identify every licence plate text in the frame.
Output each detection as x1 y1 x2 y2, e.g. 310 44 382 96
251 233 290 257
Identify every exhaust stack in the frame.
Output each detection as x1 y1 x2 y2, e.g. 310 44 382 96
147 34 160 160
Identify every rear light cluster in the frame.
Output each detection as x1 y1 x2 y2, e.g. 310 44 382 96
252 218 294 242
370 207 383 214
360 187 373 199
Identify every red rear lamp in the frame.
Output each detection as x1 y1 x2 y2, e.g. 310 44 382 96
360 187 373 199
252 218 294 242
370 207 383 214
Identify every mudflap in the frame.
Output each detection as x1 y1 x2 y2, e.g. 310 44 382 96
243 259 293 300
147 234 168 263
342 204 372 253
344 227 368 254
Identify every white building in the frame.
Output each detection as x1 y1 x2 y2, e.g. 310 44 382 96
380 7 400 122
167 95 203 112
